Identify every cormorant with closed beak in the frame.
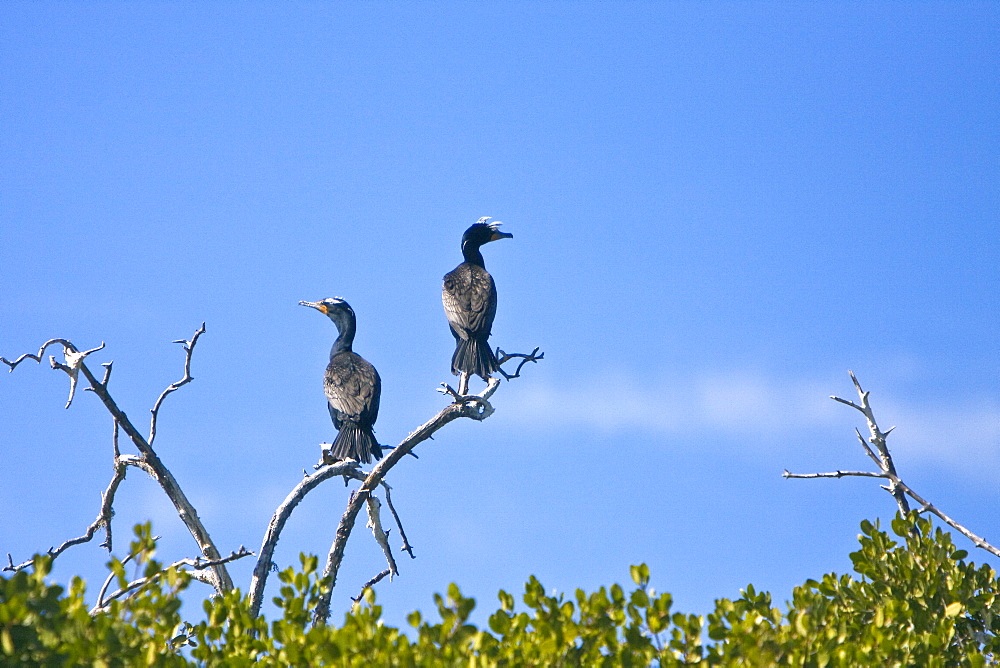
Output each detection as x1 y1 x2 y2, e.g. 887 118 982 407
300 297 382 465
442 217 513 394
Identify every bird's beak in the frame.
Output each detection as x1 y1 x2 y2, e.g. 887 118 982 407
299 300 328 314
490 230 513 242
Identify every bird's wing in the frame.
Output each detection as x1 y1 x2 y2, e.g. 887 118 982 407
443 264 497 338
324 353 380 423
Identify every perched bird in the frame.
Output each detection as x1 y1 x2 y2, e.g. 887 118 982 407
300 297 382 465
442 217 513 394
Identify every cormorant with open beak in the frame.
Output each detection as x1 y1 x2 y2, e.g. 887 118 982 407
300 297 382 464
442 217 513 394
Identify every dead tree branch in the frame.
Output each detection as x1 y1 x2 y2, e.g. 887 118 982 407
783 469 887 480
830 370 908 513
2 457 131 573
351 569 392 603
366 495 397 579
91 547 253 615
495 346 544 380
1 329 235 593
382 482 415 560
247 460 366 617
149 323 205 446
785 370 1000 558
311 376 507 626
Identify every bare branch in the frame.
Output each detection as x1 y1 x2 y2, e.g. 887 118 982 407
149 323 205 446
247 460 365 617
366 495 397 579
495 346 544 380
91 547 253 614
351 569 392 603
2 333 235 593
1 338 77 371
828 370 909 514
855 428 882 469
382 482 415 559
783 469 887 480
790 371 1000 558
94 537 157 610
312 380 504 626
886 475 1000 559
3 459 129 573
50 342 106 409
92 361 115 389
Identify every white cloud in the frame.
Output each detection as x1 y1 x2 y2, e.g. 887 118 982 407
504 370 1000 475
506 371 840 436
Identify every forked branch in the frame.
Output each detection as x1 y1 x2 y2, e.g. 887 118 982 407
91 547 253 615
2 329 235 593
311 375 509 626
495 346 544 381
785 370 999 558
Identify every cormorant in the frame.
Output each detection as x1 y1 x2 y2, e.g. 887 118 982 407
300 297 382 465
442 217 512 394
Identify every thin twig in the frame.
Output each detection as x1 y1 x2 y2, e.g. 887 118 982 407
351 569 392 603
91 547 253 614
94 537 157 611
381 482 415 559
149 323 205 446
495 346 544 380
3 460 130 573
783 469 888 480
830 370 909 513
1 339 76 371
887 475 1000 559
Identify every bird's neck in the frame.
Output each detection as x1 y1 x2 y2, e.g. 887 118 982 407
462 242 486 268
330 322 355 357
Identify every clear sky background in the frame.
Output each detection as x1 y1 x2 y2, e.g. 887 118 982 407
2 2 998 629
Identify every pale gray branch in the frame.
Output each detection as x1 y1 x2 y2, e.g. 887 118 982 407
2 333 235 593
50 342 106 409
247 460 365 617
1 338 76 371
311 379 503 626
783 469 887 480
790 371 1000 558
2 458 129 573
366 495 397 579
91 547 253 615
829 370 909 514
887 475 1000 559
149 323 205 446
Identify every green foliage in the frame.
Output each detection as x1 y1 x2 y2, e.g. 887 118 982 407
3 514 1000 665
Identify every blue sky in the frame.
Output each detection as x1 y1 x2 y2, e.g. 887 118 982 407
2 2 998 629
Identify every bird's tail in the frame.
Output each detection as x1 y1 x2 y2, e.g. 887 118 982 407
330 422 382 465
451 336 499 379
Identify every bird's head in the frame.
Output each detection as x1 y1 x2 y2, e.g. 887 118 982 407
299 297 356 329
462 217 513 249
